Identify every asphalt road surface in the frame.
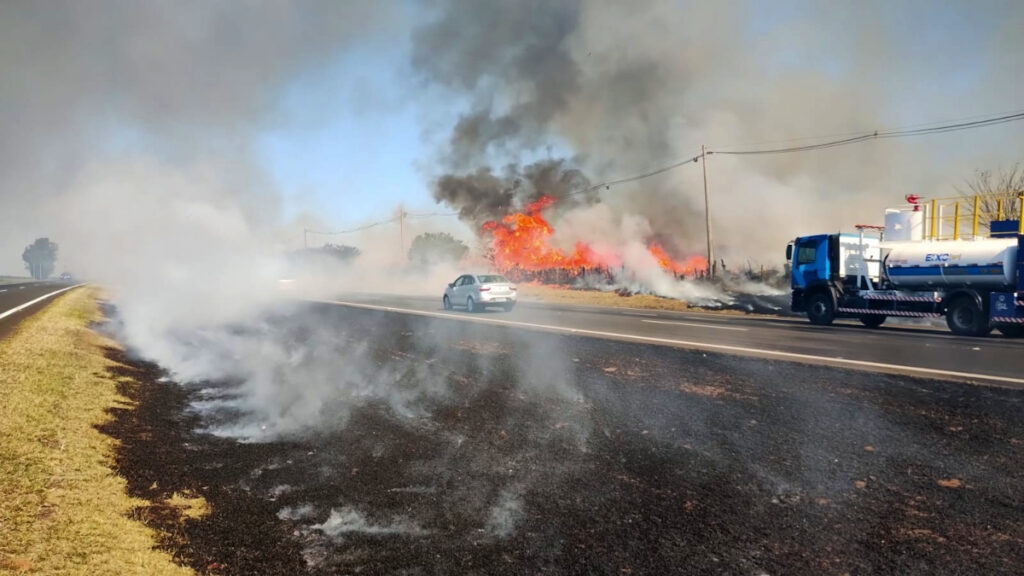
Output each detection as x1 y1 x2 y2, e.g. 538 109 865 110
104 301 1024 575
0 281 79 339
318 293 1024 387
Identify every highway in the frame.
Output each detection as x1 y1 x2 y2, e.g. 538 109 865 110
317 293 1024 387
0 281 79 339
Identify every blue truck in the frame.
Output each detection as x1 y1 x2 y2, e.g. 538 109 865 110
786 227 1024 338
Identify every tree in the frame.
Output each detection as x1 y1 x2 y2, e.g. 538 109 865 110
289 244 360 267
22 238 58 280
319 243 361 262
956 163 1024 231
408 232 468 266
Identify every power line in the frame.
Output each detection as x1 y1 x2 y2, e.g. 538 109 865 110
301 210 460 249
564 108 1022 278
714 108 1024 150
405 211 460 219
305 217 399 236
711 110 1024 156
570 109 1024 193
566 155 703 197
302 109 1023 248
304 210 459 236
711 132 879 155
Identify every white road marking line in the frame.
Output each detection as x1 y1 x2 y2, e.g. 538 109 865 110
662 314 735 322
642 319 748 331
317 299 1024 386
550 302 791 322
0 284 86 322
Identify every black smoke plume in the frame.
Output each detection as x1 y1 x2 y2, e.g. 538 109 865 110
434 159 594 229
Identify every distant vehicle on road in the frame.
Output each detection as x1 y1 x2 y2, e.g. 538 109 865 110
59 272 73 281
443 274 517 312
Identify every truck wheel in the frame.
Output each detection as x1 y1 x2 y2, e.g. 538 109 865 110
997 325 1024 338
945 297 992 337
860 315 886 328
807 292 835 326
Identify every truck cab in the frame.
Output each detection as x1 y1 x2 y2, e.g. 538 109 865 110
789 234 835 293
788 233 882 322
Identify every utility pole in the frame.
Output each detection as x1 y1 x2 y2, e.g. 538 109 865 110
701 144 715 279
399 206 406 258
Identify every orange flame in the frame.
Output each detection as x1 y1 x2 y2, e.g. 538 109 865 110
648 242 708 276
481 196 708 276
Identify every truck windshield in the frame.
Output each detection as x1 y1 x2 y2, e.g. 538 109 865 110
797 245 817 265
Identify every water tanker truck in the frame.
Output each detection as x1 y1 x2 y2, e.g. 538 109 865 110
786 194 1024 337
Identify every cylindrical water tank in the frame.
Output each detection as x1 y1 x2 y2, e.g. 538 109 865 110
883 238 1017 289
884 208 925 242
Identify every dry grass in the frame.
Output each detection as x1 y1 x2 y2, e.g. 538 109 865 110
0 277 34 286
516 283 696 312
0 287 192 575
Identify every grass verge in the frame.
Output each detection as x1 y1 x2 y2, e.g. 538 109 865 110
0 277 34 286
0 287 192 575
516 283 698 312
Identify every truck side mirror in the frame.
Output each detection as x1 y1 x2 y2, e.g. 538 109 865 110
786 244 793 261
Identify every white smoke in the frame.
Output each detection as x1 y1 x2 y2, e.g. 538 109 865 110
485 486 524 538
311 506 428 538
54 158 286 342
549 199 765 306
0 1 1014 446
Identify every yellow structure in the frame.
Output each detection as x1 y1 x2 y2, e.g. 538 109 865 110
921 192 1024 240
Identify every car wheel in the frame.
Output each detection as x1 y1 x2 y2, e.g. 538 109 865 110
859 315 886 328
443 295 452 310
502 303 515 312
945 296 992 337
466 296 476 313
806 292 835 326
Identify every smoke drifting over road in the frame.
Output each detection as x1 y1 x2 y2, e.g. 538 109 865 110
0 1 1015 438
0 1 454 439
1 0 1021 560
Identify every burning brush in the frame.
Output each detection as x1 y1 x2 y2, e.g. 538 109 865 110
481 195 708 283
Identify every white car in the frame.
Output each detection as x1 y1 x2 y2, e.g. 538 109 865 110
443 274 517 312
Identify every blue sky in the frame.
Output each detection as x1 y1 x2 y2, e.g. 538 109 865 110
258 30 437 228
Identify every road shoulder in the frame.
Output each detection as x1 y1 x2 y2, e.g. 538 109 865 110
0 287 192 575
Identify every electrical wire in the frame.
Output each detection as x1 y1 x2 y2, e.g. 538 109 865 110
714 108 1024 149
304 217 399 236
303 210 459 238
711 111 1024 155
564 109 1024 194
306 109 1024 228
405 211 460 219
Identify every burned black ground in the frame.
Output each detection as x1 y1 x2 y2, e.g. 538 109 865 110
101 304 1024 575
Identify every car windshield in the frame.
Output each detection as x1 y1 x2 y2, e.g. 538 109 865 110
476 275 509 284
